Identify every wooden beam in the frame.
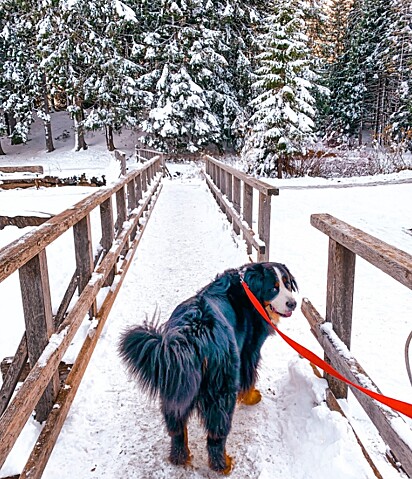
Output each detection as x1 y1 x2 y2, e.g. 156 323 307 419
19 183 163 479
325 238 356 398
0 335 28 416
0 165 43 174
204 175 265 254
18 250 59 423
0 157 161 284
302 298 412 477
204 155 279 197
311 213 412 291
0 174 163 470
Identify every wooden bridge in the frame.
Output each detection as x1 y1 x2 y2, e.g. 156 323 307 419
0 154 411 478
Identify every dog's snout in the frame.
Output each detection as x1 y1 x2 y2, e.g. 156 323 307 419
286 299 297 311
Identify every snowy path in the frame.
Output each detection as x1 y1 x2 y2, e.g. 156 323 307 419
37 172 387 479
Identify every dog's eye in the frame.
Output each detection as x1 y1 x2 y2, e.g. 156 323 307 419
274 281 280 289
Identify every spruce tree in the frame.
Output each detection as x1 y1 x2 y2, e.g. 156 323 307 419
386 0 412 148
243 0 318 178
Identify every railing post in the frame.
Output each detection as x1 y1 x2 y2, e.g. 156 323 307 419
243 183 253 254
100 197 115 286
258 192 271 261
73 214 97 318
19 251 59 422
127 178 138 240
325 238 356 398
233 177 241 235
116 185 129 254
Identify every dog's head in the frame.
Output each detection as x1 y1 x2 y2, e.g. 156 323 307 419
241 262 298 325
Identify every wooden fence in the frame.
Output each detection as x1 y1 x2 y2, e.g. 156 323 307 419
0 156 164 479
204 155 278 261
302 213 412 477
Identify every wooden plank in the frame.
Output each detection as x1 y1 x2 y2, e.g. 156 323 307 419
308 363 384 479
311 213 412 290
127 177 138 240
204 175 264 254
1 359 72 385
73 215 96 318
135 174 143 204
116 186 129 255
0 165 43 174
204 155 279 196
258 192 271 262
100 197 115 286
0 215 51 230
18 251 59 423
0 157 161 284
302 298 412 477
0 335 28 416
233 176 241 235
325 238 356 398
19 180 163 479
243 183 253 255
0 174 163 469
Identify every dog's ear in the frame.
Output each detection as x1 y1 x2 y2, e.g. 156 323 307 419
241 263 267 300
281 264 298 292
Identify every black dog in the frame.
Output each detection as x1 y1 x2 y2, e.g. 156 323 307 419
119 262 297 474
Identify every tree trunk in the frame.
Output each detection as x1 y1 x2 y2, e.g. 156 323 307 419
42 73 55 153
105 124 115 151
0 140 5 155
277 155 283 179
6 114 23 145
72 96 87 151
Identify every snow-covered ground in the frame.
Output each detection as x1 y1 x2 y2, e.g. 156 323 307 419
0 114 412 478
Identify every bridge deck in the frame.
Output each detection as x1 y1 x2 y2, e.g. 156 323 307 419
36 167 402 479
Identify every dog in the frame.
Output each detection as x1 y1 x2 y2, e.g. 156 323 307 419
119 261 297 475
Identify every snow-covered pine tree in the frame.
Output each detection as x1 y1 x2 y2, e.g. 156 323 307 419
243 0 318 178
140 0 227 154
138 0 265 155
0 0 37 146
386 0 412 149
324 0 354 62
38 0 142 151
327 0 391 145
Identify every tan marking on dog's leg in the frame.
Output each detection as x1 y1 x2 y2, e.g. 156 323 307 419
238 387 262 406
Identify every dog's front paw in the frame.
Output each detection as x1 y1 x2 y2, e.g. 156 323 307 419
238 387 262 406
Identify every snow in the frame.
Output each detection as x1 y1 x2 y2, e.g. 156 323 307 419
0 113 412 478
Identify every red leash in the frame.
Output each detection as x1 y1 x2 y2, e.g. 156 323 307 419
241 280 412 419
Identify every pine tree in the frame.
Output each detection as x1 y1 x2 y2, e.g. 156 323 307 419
0 0 36 146
327 0 391 145
243 0 318 178
386 0 412 148
38 0 142 151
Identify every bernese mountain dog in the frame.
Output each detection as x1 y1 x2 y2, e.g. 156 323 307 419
119 261 297 475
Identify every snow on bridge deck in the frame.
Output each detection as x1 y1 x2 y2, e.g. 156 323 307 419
37 164 404 479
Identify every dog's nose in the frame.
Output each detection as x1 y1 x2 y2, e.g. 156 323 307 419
286 299 297 311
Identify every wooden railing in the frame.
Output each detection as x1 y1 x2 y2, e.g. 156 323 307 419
135 148 163 163
302 213 412 477
204 156 278 261
0 156 164 478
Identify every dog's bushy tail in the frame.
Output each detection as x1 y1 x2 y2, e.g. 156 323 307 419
119 323 201 413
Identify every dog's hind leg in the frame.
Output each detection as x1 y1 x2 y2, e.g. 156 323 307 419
198 392 236 475
162 405 192 467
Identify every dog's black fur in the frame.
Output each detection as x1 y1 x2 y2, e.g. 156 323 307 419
119 262 297 474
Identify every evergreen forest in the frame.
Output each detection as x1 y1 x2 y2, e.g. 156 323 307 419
1 0 411 177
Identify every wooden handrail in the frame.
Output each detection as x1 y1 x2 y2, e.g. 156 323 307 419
0 157 160 283
0 156 164 474
204 156 278 261
306 213 412 477
311 213 412 291
204 155 279 197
